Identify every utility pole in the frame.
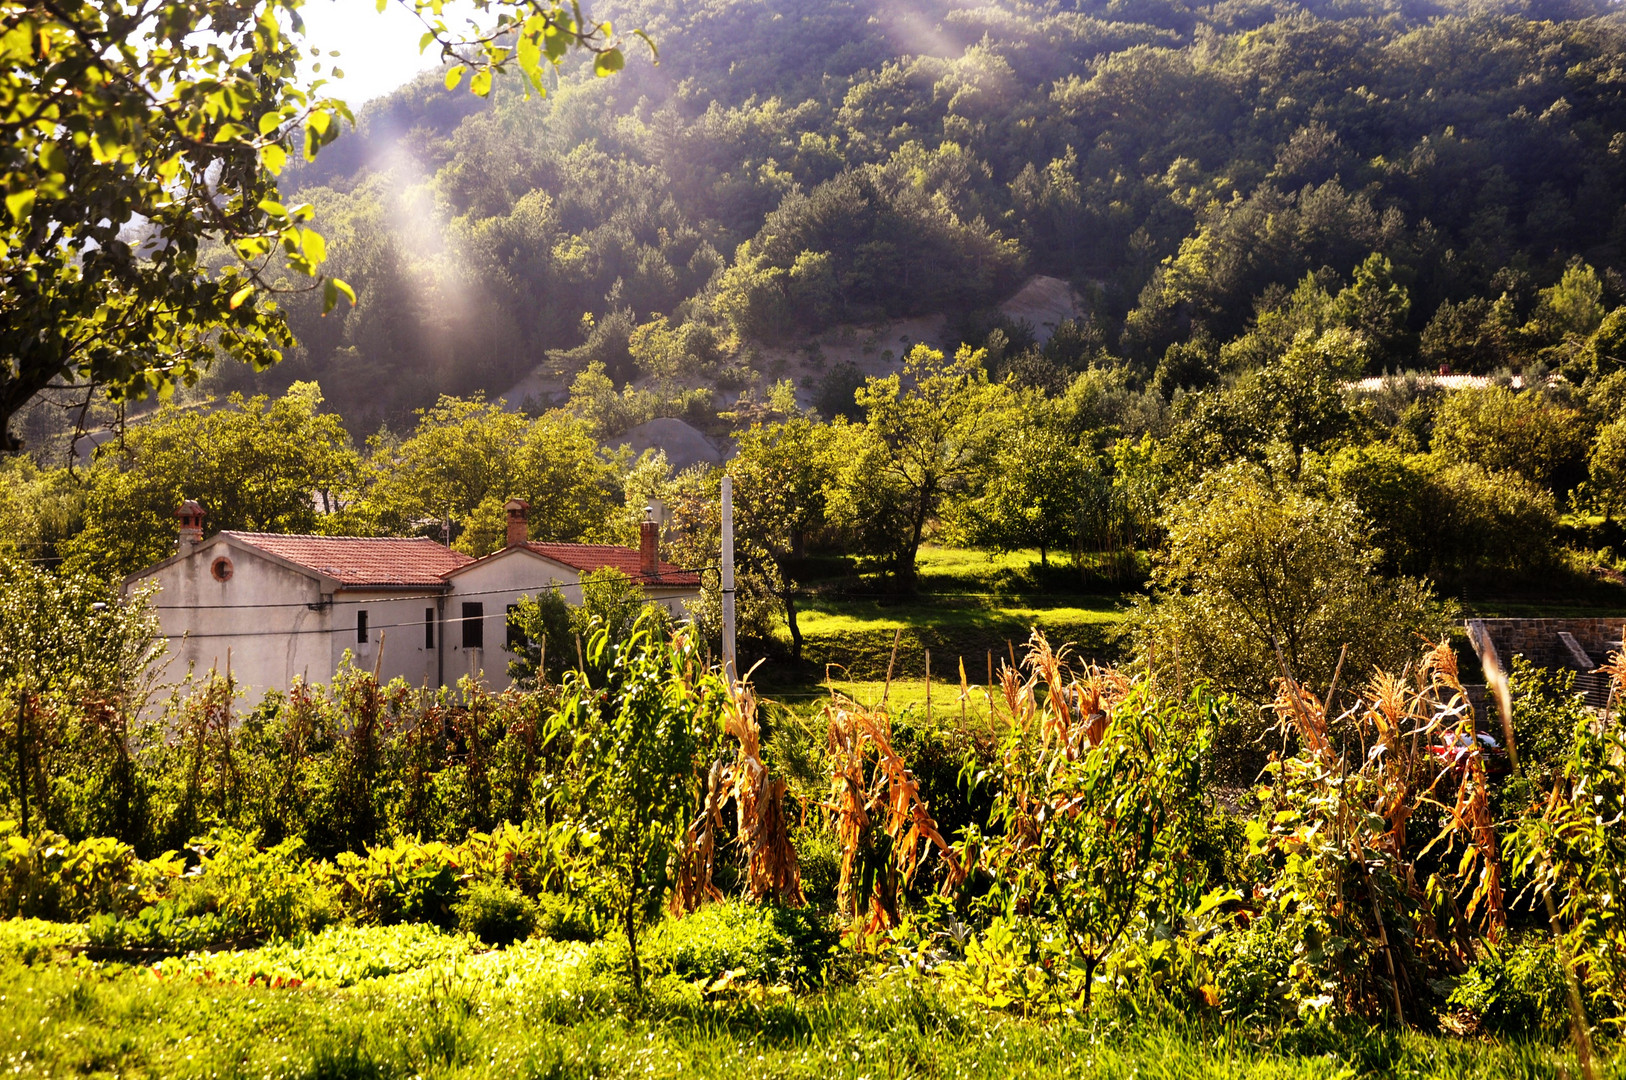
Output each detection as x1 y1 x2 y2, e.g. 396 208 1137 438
721 475 737 683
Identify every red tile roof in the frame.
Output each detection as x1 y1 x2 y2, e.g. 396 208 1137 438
224 533 473 588
519 542 702 587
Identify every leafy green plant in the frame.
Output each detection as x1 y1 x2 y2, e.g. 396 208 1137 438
639 900 835 987
154 923 482 989
0 820 181 920
548 612 728 993
950 633 1213 1013
1506 657 1626 1037
319 837 464 928
455 882 538 947
1245 642 1504 1025
1449 937 1574 1038
86 902 236 954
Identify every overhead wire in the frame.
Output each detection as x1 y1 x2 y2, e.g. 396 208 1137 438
145 565 719 640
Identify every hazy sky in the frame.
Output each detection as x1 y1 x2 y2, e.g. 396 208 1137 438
298 0 481 106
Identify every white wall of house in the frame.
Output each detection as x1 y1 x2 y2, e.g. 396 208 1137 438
327 592 448 690
443 549 575 690
444 548 701 691
128 536 333 706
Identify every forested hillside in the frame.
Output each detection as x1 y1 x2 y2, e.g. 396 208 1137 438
202 0 1626 431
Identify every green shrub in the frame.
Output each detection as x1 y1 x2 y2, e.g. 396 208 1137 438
0 821 180 920
534 892 596 943
1448 938 1572 1038
454 882 537 947
86 901 237 954
638 900 835 986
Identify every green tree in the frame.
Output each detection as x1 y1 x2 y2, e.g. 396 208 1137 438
830 344 1009 588
1331 253 1412 367
958 421 1103 566
549 614 723 993
1131 466 1452 702
63 384 362 577
0 455 85 564
1430 385 1590 497
0 0 635 451
1585 415 1626 522
729 414 837 660
362 398 617 555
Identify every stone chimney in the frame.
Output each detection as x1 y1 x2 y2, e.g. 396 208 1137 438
505 498 529 548
640 506 660 577
176 499 205 556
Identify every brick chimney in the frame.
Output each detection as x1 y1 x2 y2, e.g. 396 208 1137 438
176 499 205 556
639 506 660 577
505 498 529 548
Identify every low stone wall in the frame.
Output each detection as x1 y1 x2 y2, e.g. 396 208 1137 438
1466 617 1625 670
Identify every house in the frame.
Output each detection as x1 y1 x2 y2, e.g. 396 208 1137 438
126 499 702 703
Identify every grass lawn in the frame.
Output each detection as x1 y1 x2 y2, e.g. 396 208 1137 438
2 946 1613 1080
796 601 1122 637
766 676 1002 725
773 546 1134 682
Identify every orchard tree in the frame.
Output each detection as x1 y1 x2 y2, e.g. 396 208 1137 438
550 614 723 994
730 412 838 660
958 421 1104 566
1131 465 1452 702
0 0 641 451
831 344 1010 589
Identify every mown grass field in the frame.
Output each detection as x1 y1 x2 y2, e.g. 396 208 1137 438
781 547 1132 682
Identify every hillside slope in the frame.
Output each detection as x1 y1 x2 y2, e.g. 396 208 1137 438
208 0 1626 433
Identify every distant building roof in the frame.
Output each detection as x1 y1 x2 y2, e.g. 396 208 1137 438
223 532 473 589
459 540 701 588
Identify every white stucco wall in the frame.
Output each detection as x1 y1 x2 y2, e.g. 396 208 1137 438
442 549 575 691
328 592 447 690
445 549 700 690
127 536 333 708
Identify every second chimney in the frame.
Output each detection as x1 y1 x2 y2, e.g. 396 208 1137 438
176 499 205 556
640 507 660 577
505 498 529 548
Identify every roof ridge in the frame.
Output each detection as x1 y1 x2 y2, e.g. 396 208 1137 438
224 531 455 544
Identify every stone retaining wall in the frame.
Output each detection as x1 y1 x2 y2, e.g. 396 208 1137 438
1466 617 1626 670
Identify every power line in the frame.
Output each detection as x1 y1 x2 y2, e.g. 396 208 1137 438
147 567 717 611
151 568 717 641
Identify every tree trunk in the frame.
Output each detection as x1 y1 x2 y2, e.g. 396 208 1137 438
902 489 932 591
625 888 642 995
15 694 29 836
783 580 804 664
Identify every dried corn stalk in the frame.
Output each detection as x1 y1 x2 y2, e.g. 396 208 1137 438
826 695 959 930
671 682 803 914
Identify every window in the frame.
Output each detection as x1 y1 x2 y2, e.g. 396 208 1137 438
461 602 483 649
424 608 435 649
506 603 523 649
210 557 233 582
357 610 369 644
